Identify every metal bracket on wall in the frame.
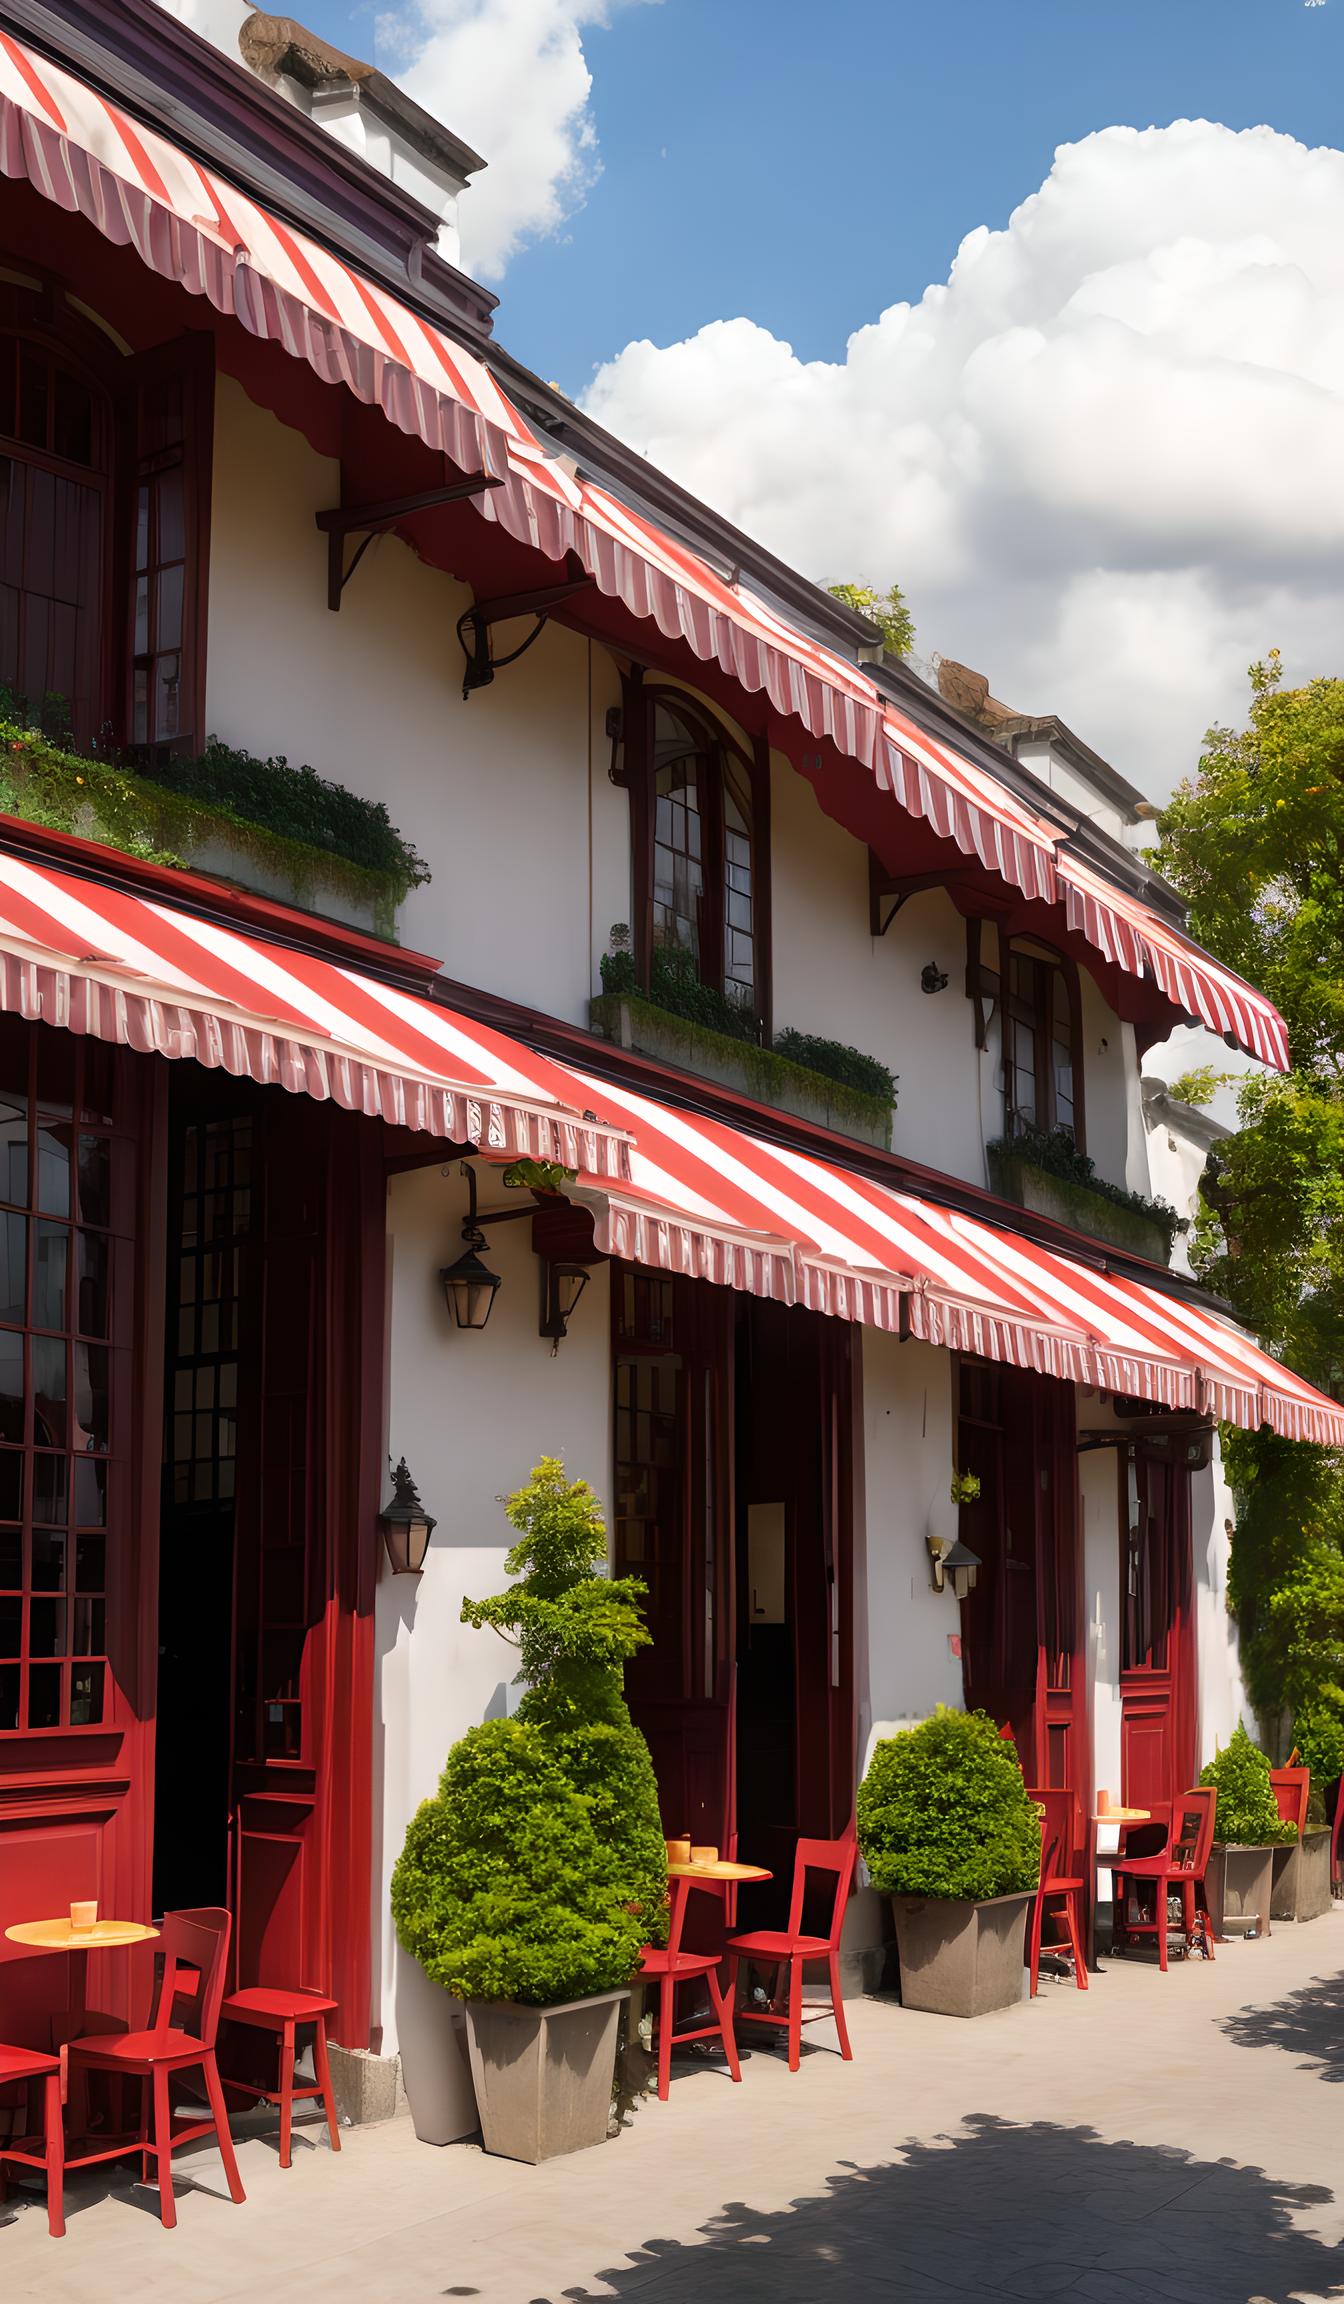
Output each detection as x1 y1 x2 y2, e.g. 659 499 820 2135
456 551 594 695
316 476 503 610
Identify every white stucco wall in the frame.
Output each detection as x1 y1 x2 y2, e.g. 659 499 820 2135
854 1330 965 1758
1193 1451 1250 1766
206 377 626 1022
373 1160 613 2056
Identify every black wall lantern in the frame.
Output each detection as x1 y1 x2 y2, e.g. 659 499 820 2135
927 1533 982 1601
440 1163 503 1330
379 1457 437 1576
540 1259 590 1351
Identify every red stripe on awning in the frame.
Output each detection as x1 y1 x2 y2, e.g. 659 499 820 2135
0 26 1289 1073
0 846 631 1179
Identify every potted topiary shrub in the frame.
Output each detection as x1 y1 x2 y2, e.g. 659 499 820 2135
1200 1726 1296 1940
391 1460 667 2162
857 1708 1040 2017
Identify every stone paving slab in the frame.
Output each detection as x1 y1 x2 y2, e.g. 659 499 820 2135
4 1906 1343 2302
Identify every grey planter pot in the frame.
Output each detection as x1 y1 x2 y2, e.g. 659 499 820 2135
464 1990 627 2164
1205 1844 1275 1939
1270 1829 1332 1924
891 1892 1034 2017
397 1956 479 2146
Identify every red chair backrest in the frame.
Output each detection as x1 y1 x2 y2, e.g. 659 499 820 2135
1167 1789 1217 1876
1332 1786 1343 1887
148 1907 232 2049
1269 1767 1310 1838
1026 1787 1069 1880
786 1833 857 1946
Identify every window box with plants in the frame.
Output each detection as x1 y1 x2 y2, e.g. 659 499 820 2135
987 1127 1184 1266
856 1707 1040 2018
593 934 897 1150
0 696 429 940
391 1460 667 2163
1199 1727 1296 1940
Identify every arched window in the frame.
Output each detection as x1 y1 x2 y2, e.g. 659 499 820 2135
1001 934 1083 1148
0 330 109 744
635 688 769 1027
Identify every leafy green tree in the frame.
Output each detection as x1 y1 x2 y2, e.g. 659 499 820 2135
826 579 914 657
1158 654 1344 1772
391 1459 667 2004
856 1707 1040 1900
1200 1724 1297 1844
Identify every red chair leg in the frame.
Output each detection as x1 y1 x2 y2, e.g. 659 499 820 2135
43 2070 64 2240
786 1956 803 2073
278 2019 295 2169
828 1951 854 2058
201 2054 246 2205
1062 1890 1088 1991
656 1976 674 2103
313 2016 341 2153
152 2065 176 2230
1157 1876 1169 1973
706 1969 741 2084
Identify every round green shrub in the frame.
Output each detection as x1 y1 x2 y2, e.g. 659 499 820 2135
391 1718 648 2005
857 1707 1041 1901
1200 1722 1297 1845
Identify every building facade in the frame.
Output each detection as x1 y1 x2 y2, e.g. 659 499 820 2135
0 0 1333 2113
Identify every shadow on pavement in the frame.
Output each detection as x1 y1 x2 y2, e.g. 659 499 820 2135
1221 1969 1344 2084
552 2115 1343 2303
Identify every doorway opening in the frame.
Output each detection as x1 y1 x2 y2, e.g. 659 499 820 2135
152 1073 257 1916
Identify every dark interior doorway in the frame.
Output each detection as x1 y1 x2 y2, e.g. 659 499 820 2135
152 1072 256 1916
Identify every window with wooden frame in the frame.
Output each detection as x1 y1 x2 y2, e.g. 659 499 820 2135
1000 933 1082 1146
624 678 772 1031
0 272 211 754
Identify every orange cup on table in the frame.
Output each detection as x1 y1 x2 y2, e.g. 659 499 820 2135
69 1900 98 1933
690 1845 718 1867
666 1837 691 1866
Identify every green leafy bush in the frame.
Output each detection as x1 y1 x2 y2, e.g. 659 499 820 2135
1200 1723 1297 1845
142 738 429 891
390 1458 667 2005
771 1029 896 1105
989 1126 1186 1248
856 1707 1041 1901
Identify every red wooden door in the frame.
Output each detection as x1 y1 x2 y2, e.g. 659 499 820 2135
1119 1448 1195 1812
0 1019 163 2046
612 1267 735 1845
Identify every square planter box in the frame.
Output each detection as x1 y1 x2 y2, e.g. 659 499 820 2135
987 1148 1170 1266
1271 1829 1333 1923
891 1892 1033 2017
464 1990 627 2164
1204 1844 1275 1939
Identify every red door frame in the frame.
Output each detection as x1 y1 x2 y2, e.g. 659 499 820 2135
1117 1446 1197 1813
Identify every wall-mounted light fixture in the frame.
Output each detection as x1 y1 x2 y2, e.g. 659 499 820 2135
921 961 950 995
927 1533 982 1601
539 1259 590 1352
379 1456 437 1576
440 1163 503 1331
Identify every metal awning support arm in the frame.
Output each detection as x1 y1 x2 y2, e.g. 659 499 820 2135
317 476 503 609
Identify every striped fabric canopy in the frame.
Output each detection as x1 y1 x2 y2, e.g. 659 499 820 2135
0 25 1289 1073
0 847 631 1177
572 1074 1344 1449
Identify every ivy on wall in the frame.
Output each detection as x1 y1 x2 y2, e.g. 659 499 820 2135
987 1125 1185 1251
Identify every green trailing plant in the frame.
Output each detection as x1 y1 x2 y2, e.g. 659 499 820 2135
826 579 915 657
599 931 897 1110
1200 1723 1297 1845
989 1126 1185 1249
0 692 429 930
390 1459 667 2006
1223 1427 1344 1780
856 1707 1041 1902
949 1471 981 1507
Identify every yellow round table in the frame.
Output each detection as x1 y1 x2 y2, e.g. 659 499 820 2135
5 1919 159 2089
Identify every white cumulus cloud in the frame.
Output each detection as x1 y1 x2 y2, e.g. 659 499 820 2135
383 0 648 278
582 121 1344 798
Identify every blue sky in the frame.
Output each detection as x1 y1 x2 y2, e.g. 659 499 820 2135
301 0 1340 394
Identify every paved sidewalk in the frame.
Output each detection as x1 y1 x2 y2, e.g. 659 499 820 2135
5 1907 1343 2302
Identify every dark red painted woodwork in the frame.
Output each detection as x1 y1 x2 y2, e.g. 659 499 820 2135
1119 1450 1196 1814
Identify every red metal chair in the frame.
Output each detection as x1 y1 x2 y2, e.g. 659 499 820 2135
1026 1789 1087 1995
640 1879 742 2103
65 1906 245 2229
1112 1788 1217 1970
219 1988 341 2168
726 1833 857 2073
1332 1780 1343 1898
1269 1765 1311 1839
0 2044 64 2236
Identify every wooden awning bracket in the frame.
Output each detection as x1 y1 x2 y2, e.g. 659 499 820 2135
457 551 594 697
316 476 503 610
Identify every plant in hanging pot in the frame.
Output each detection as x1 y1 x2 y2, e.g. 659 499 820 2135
857 1707 1040 2017
391 1459 666 2163
1199 1725 1296 1941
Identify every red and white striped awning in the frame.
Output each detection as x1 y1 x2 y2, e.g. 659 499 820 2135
0 846 630 1176
573 1075 1344 1447
0 26 1289 1073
